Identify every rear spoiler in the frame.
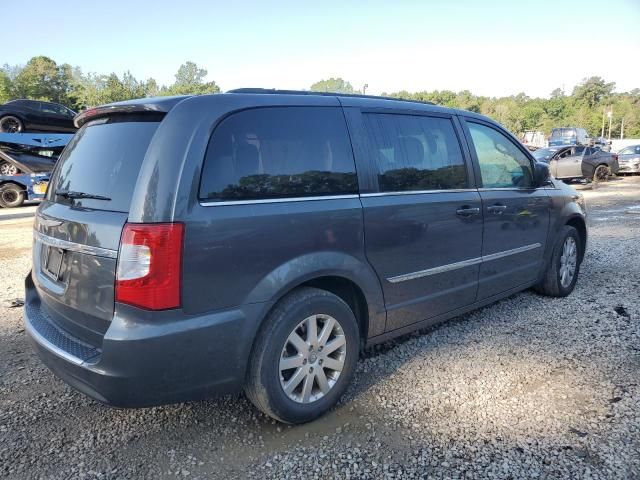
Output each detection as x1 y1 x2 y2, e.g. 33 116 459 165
74 96 192 128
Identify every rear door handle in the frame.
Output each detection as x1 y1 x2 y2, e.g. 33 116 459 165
487 204 507 215
456 206 480 217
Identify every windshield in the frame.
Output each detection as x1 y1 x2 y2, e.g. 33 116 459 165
550 128 576 138
532 147 560 161
47 118 159 212
619 146 640 155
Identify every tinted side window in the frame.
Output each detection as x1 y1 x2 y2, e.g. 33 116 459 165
571 146 586 156
199 107 357 201
362 113 467 192
467 122 533 189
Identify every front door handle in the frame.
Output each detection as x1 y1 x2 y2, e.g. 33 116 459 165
456 206 480 217
487 204 508 215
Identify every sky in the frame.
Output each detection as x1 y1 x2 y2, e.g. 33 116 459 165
3 0 640 98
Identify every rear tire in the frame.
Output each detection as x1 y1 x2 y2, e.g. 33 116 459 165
245 287 360 424
0 183 25 208
0 115 24 133
534 225 581 297
593 164 610 183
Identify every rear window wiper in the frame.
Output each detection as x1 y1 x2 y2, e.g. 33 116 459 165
55 189 111 201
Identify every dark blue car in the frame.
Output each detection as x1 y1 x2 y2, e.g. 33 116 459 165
24 91 587 423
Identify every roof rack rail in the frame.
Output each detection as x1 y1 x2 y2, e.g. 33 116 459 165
226 88 434 105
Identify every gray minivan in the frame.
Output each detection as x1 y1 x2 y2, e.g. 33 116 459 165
24 90 587 424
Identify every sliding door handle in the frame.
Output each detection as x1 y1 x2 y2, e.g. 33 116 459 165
456 206 480 217
487 204 507 215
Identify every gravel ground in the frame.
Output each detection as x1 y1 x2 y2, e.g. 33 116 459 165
1 177 639 479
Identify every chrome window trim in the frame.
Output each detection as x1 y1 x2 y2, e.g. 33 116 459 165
387 243 542 283
199 194 359 206
34 230 118 259
360 189 475 197
476 187 540 192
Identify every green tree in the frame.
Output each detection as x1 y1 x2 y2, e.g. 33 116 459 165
163 61 220 95
310 77 354 94
572 76 615 108
12 56 74 104
0 70 12 103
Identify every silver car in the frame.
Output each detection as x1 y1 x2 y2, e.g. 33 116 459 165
617 145 640 174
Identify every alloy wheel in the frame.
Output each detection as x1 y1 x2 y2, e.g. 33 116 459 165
0 161 18 176
594 165 610 182
279 314 347 403
559 236 577 288
0 116 23 133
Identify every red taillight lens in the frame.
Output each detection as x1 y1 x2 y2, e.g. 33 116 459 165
115 223 184 310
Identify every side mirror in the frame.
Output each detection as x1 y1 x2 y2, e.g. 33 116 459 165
533 161 550 187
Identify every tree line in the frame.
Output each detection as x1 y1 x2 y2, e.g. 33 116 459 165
2 57 638 138
0 56 220 111
310 77 640 139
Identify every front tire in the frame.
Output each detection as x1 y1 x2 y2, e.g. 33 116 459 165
534 225 581 297
0 115 24 133
0 183 25 208
245 287 360 424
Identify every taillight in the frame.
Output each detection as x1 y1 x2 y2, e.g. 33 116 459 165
115 223 184 310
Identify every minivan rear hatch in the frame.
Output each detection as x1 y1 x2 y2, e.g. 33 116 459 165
32 108 165 347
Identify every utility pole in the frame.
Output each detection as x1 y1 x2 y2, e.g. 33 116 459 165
621 118 624 140
607 109 613 141
601 107 606 138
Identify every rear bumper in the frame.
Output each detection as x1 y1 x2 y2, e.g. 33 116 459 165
24 273 270 408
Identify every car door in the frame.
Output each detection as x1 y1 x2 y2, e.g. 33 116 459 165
462 119 551 300
349 109 483 332
38 103 72 131
556 146 585 178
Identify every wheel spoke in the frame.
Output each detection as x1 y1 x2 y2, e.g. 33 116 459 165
301 372 314 402
283 367 306 395
306 315 318 348
287 331 307 354
323 336 345 356
315 368 331 394
279 313 346 404
280 354 304 371
322 356 344 372
317 317 335 348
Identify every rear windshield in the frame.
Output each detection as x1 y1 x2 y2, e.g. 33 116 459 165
550 128 576 138
47 118 159 212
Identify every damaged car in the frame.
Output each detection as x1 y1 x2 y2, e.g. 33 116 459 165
532 145 619 182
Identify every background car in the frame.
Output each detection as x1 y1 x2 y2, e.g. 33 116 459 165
548 127 591 147
617 144 640 175
0 100 77 133
533 145 618 182
594 136 612 152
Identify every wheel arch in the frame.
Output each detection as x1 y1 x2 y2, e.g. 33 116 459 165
0 179 27 190
565 215 587 262
244 252 387 343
